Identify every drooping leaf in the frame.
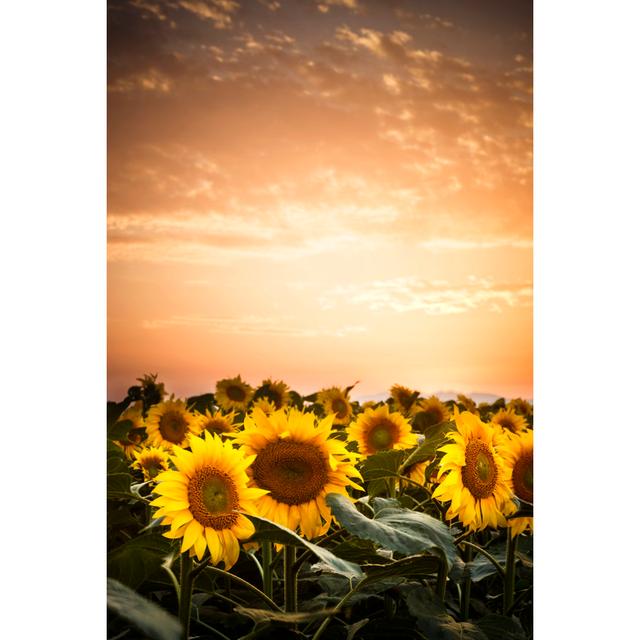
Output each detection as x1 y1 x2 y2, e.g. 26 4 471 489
108 419 134 442
326 493 459 572
246 514 363 580
401 586 488 640
361 554 440 584
107 577 181 640
234 606 339 624
476 614 527 640
360 449 405 497
107 533 174 589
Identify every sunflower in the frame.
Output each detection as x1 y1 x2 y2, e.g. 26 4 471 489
253 378 290 410
113 401 147 459
491 408 528 435
251 397 277 416
457 394 478 414
150 432 267 568
433 409 513 531
146 398 202 449
234 408 362 539
498 429 533 537
196 408 238 437
411 395 451 429
390 384 420 414
215 375 253 412
131 446 170 481
347 404 418 456
507 398 534 420
399 460 429 491
317 386 353 425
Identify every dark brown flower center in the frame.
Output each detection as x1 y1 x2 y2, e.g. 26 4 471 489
331 398 349 418
498 417 517 433
204 419 234 435
366 419 399 452
422 406 445 428
187 466 239 529
226 384 246 402
512 452 533 503
252 440 329 505
142 455 164 478
461 439 498 499
159 410 189 443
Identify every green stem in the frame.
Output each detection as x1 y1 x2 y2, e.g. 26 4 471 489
284 545 298 612
387 476 397 499
311 582 360 640
503 533 518 614
461 542 473 620
204 566 282 612
179 553 194 640
436 557 447 603
261 541 273 600
460 541 506 578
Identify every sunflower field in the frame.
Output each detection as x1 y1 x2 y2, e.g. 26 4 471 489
107 375 533 640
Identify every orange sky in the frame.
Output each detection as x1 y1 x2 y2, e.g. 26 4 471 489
107 0 532 401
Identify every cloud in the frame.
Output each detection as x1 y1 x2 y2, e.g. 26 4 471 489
141 314 367 337
320 276 532 316
176 0 239 29
419 237 533 252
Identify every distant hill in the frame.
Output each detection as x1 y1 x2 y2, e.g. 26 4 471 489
352 390 531 404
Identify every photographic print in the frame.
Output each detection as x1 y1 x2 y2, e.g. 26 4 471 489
107 1 533 638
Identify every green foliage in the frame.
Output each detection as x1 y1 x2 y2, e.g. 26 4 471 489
186 392 216 414
107 578 182 640
326 493 459 572
107 533 174 589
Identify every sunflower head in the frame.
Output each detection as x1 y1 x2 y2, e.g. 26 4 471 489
145 398 202 449
196 408 238 437
317 386 353 425
347 404 418 456
135 373 167 412
253 379 290 410
498 429 533 537
399 460 429 492
411 395 451 429
131 446 170 481
234 408 362 539
215 375 253 412
491 408 528 435
113 401 147 459
433 410 513 531
507 398 534 419
150 432 268 568
456 394 478 414
390 384 420 414
250 397 277 416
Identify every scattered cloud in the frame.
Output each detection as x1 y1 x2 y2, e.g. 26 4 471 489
320 276 532 315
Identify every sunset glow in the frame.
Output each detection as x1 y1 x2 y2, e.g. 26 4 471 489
107 0 532 401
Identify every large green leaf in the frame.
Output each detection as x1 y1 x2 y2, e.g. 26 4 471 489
326 493 459 572
107 533 174 589
401 586 488 640
246 514 363 580
476 614 527 640
107 578 181 640
108 419 134 442
360 449 405 497
361 554 440 584
400 420 454 470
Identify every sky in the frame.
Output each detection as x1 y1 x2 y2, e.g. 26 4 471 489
107 0 532 402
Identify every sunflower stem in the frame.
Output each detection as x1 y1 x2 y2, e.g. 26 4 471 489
204 566 282 611
179 553 194 640
436 557 448 603
461 542 473 620
261 541 274 600
283 545 298 612
503 532 518 614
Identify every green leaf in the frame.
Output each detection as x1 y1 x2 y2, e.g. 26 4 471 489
107 399 132 430
107 534 173 589
107 578 181 640
476 614 527 640
186 393 216 414
360 449 405 497
108 419 134 441
401 586 488 640
245 514 363 581
234 606 339 624
288 390 305 410
326 493 459 572
402 420 454 468
361 554 440 584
